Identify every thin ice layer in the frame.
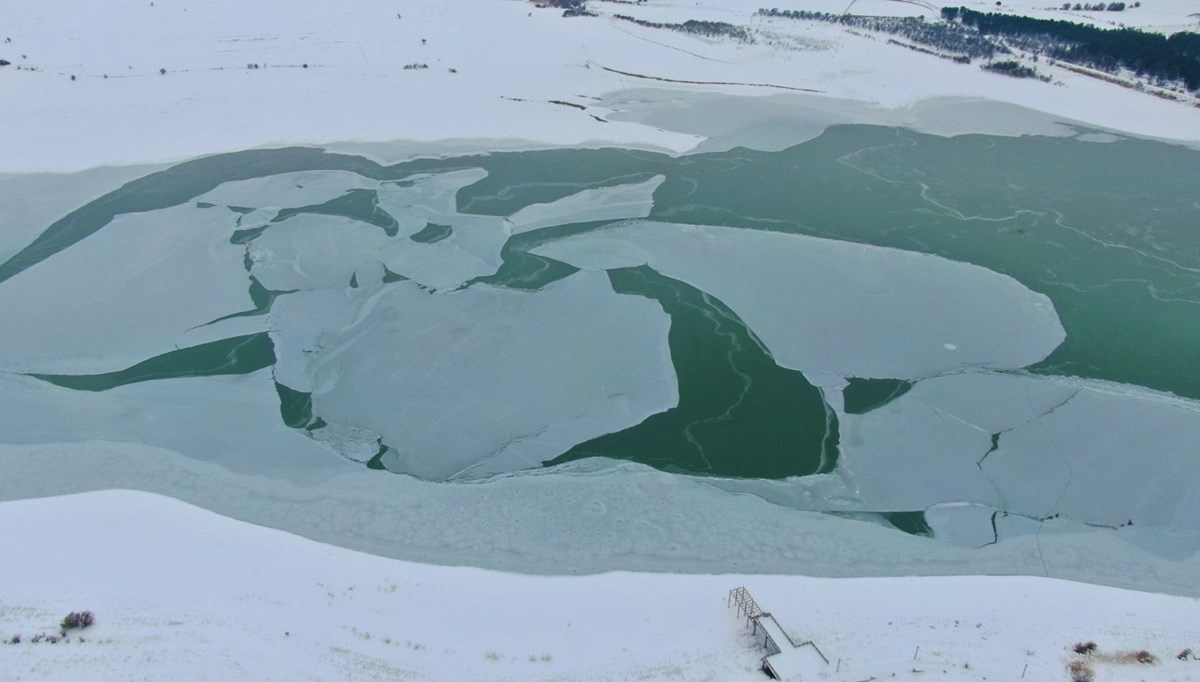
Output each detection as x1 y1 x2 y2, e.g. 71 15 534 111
0 203 252 373
983 383 1200 529
0 369 345 481
248 214 391 291
194 170 378 210
274 271 677 480
506 175 666 233
374 169 509 289
534 221 1065 379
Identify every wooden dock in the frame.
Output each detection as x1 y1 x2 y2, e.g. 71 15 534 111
729 587 829 681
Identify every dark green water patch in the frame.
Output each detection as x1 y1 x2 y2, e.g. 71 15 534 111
884 511 932 537
275 381 314 429
410 222 453 243
272 188 399 236
195 201 217 209
30 333 275 391
382 267 409 284
843 378 914 414
365 445 389 470
199 277 294 326
546 265 838 478
230 224 269 245
636 126 1200 400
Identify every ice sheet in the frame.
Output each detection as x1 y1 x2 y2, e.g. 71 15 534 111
193 170 378 210
0 203 253 373
0 370 346 481
373 169 509 289
248 214 391 291
274 271 678 479
534 221 1065 379
506 175 666 233
984 384 1200 529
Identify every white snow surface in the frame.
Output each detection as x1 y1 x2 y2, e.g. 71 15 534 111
2 0 1199 174
2 490 1199 682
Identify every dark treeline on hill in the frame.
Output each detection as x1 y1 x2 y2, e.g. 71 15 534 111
758 8 1003 59
943 6 1200 90
613 14 755 42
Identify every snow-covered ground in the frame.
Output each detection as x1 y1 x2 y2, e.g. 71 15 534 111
2 490 1198 682
1 0 1198 173
3 1 1200 680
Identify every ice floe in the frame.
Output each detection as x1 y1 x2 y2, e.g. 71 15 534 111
273 271 678 480
0 203 253 373
534 221 1066 379
506 175 666 234
194 170 379 211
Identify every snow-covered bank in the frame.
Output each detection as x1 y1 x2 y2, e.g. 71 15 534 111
2 490 1197 682
2 0 1198 173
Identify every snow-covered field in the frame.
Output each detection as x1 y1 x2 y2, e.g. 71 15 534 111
3 1 1200 680
1 0 1198 173
3 490 1198 682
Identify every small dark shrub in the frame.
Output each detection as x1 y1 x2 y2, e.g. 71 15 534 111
159 68 166 75
7 634 19 644
60 611 94 631
1074 641 1098 654
1068 659 1095 682
1133 650 1156 664
1179 648 1194 660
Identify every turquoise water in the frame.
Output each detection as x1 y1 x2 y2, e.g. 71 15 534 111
7 125 1199 486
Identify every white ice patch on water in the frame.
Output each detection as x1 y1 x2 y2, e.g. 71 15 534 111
0 370 346 482
983 384 1200 529
506 175 666 234
373 169 510 289
380 213 508 290
0 203 252 373
534 221 1065 379
272 271 677 480
194 170 378 210
248 214 391 291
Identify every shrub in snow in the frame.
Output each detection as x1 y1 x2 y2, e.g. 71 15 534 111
1068 659 1095 682
60 611 94 632
1073 641 1097 654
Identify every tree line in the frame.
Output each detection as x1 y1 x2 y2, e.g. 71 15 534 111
943 6 1200 90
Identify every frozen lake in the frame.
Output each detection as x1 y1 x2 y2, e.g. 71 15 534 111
2 124 1198 563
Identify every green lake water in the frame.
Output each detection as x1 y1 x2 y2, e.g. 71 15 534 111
7 125 1199 483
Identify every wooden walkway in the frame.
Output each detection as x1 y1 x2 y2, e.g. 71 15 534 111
728 587 829 681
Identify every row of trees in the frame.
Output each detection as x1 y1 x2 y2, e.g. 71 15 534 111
758 8 1004 60
613 14 755 42
943 6 1200 90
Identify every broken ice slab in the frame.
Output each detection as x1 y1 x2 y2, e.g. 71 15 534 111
248 213 391 291
982 381 1200 530
836 393 1000 511
379 213 508 290
505 175 665 234
533 221 1065 379
0 203 253 374
374 169 490 234
0 369 346 481
193 170 378 210
274 271 678 480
